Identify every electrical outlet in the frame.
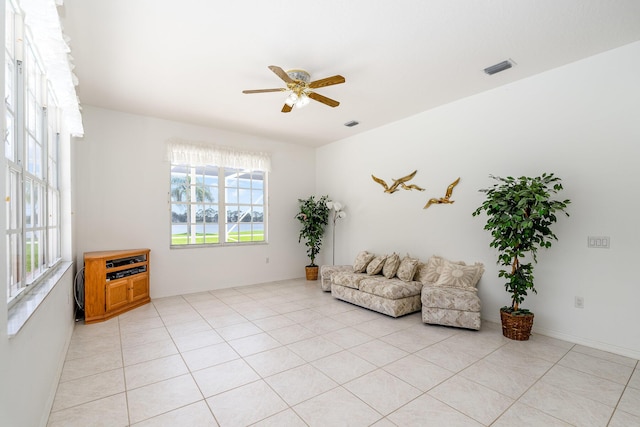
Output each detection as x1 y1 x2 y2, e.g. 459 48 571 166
575 296 584 309
587 236 610 249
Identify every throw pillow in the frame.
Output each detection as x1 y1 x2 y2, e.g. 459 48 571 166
434 260 485 289
421 256 445 284
353 251 375 273
421 255 466 284
396 255 420 282
382 253 400 279
413 262 429 284
366 255 387 275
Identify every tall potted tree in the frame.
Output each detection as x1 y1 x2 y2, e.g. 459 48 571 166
472 173 570 340
296 195 330 280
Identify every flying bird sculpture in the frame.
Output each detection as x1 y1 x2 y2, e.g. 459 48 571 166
371 170 425 194
423 177 460 209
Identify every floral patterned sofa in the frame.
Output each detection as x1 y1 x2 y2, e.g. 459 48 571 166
321 252 484 329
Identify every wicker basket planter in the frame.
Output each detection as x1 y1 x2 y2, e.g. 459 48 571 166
305 265 319 281
500 309 534 341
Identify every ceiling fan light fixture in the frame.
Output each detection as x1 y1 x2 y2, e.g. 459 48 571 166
285 93 298 107
295 93 310 108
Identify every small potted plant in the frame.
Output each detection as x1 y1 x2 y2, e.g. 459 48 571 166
296 195 330 280
472 173 570 340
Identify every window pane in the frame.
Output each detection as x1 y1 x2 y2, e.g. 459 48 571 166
226 188 238 203
238 174 251 189
239 188 251 204
204 206 217 223
251 207 264 223
226 223 239 243
171 203 187 223
25 231 34 282
5 111 15 161
251 189 263 204
203 223 219 243
170 164 266 247
5 60 14 106
33 183 42 227
34 141 42 178
25 179 32 227
5 6 14 56
171 224 187 245
7 169 20 229
7 233 21 299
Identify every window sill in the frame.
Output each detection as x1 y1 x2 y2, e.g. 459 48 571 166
170 241 268 249
7 261 73 338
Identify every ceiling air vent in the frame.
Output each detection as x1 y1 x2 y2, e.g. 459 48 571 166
484 59 515 75
344 120 359 127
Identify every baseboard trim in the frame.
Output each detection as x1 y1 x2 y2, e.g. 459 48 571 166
483 314 640 360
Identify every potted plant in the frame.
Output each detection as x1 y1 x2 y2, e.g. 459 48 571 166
472 173 570 340
296 195 330 280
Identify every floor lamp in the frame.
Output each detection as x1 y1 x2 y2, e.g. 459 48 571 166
327 201 346 265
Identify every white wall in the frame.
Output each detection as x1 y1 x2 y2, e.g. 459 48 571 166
0 55 77 427
74 107 317 298
0 268 75 427
317 41 640 359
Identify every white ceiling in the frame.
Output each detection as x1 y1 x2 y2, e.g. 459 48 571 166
59 0 640 147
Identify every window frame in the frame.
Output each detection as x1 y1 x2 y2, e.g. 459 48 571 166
169 163 268 248
5 1 62 307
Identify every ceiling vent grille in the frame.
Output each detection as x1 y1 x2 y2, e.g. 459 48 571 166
484 59 515 75
344 120 359 127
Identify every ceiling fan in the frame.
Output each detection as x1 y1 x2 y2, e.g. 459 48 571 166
242 65 345 113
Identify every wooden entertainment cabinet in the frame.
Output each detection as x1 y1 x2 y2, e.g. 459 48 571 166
84 248 150 324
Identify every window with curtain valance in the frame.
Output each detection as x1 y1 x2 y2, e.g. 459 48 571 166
166 139 270 247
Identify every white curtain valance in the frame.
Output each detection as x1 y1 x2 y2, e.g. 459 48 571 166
166 139 271 172
21 0 84 137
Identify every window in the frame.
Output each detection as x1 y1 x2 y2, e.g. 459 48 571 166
167 141 270 247
5 1 62 304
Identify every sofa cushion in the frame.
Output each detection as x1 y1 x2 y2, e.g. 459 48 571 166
422 286 481 312
366 254 387 275
434 261 484 290
382 253 400 278
320 265 352 292
332 284 422 318
353 251 375 273
333 271 368 289
396 255 419 282
359 277 422 300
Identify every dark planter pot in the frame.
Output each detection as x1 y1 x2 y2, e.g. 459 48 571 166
500 308 534 341
305 265 319 281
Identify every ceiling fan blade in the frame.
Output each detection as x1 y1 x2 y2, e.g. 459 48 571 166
269 65 294 83
309 75 345 89
281 104 293 113
242 88 284 94
308 91 340 108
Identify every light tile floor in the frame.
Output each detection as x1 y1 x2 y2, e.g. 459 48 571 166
48 279 640 426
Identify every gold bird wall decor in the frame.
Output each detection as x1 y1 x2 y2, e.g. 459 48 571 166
371 170 425 194
423 177 460 209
